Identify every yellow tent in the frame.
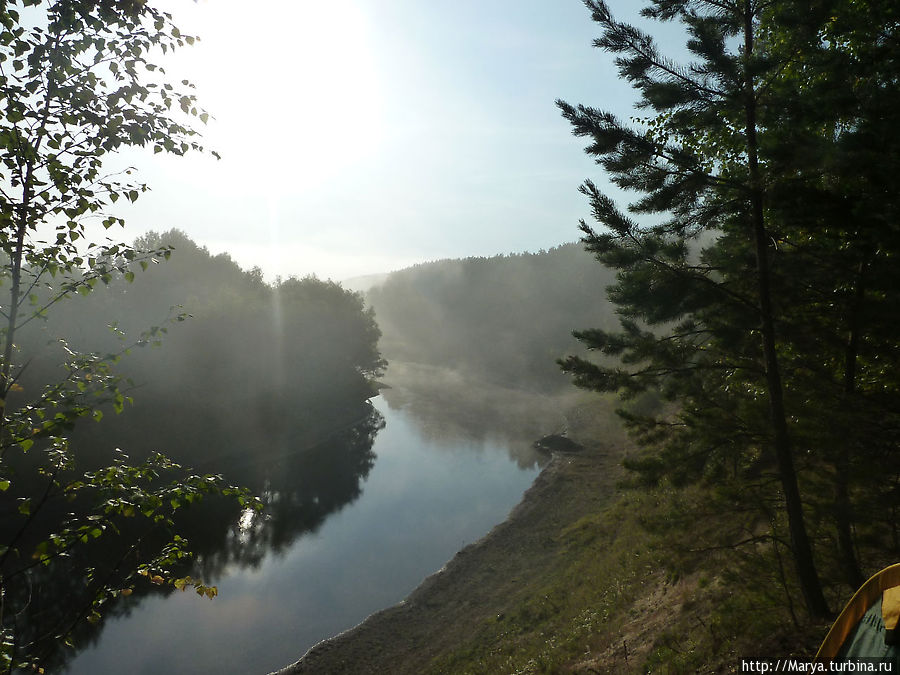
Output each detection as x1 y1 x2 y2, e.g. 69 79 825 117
817 563 900 660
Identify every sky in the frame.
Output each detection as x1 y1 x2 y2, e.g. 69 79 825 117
107 0 685 282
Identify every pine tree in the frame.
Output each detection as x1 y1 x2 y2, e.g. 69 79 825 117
758 0 900 589
556 0 839 617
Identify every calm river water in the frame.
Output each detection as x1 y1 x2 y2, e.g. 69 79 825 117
64 393 544 674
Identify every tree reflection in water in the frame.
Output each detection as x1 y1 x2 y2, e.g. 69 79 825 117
7 404 383 672
184 405 384 577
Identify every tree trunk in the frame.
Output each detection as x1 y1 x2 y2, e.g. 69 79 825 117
835 255 868 589
0 181 32 430
742 1 830 618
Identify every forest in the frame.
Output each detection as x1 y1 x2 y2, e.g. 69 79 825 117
27 229 386 470
1 0 899 672
367 243 618 391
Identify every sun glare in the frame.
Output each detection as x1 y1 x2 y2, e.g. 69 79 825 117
164 1 384 192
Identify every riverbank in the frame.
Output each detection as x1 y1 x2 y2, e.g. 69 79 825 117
271 390 648 674
270 371 834 673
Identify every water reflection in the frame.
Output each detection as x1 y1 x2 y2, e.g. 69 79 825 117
63 395 542 675
380 361 565 469
9 405 383 674
174 406 385 579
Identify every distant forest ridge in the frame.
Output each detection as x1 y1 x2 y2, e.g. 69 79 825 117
366 243 619 390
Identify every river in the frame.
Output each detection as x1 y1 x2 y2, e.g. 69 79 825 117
63 393 546 674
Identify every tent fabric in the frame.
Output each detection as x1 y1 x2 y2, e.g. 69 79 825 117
836 596 898 659
817 563 900 659
884 587 900 633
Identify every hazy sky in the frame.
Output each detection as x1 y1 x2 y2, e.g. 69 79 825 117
109 0 683 282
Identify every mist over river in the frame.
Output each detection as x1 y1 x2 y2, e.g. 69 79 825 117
63 392 546 675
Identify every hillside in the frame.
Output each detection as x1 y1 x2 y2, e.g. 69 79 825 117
366 244 619 391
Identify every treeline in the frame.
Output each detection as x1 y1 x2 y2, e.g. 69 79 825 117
16 229 385 471
367 243 618 391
